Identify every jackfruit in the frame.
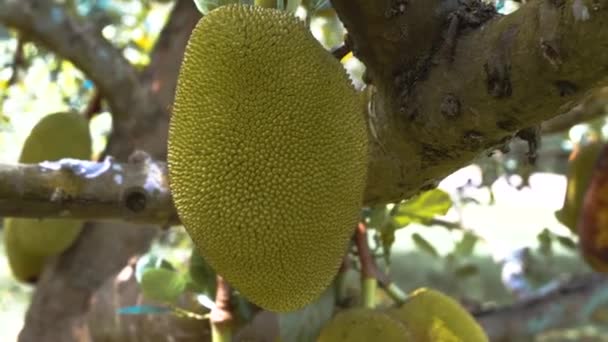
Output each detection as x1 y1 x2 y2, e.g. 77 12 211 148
317 308 412 342
11 112 91 256
386 288 489 342
555 138 603 233
168 4 368 312
3 219 45 283
576 143 608 272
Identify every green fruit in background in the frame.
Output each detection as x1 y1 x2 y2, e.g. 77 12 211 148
3 219 46 284
385 288 488 342
555 139 603 233
168 5 368 312
317 308 412 342
11 112 92 256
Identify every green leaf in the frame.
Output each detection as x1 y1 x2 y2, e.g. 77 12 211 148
379 221 397 262
140 268 187 303
412 233 439 258
188 247 217 296
454 232 478 257
135 254 176 283
393 189 453 227
555 235 577 250
365 205 388 230
537 228 553 257
454 263 479 279
278 284 335 342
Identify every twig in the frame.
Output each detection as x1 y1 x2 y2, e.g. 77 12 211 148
7 35 25 86
83 88 103 120
210 275 234 342
330 42 350 61
354 222 378 308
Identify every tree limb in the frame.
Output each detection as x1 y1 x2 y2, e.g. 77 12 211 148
542 86 608 134
0 155 175 225
475 273 608 341
333 0 608 204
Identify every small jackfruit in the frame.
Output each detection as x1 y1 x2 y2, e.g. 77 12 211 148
11 112 91 256
386 288 489 342
317 308 412 342
168 5 368 312
3 219 46 283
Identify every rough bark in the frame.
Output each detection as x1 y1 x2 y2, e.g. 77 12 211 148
0 158 176 225
332 0 608 204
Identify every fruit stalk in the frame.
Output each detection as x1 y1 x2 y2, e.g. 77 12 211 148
210 275 233 342
355 222 378 308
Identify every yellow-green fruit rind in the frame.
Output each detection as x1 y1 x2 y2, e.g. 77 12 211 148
317 308 412 342
19 112 92 164
14 112 91 256
168 5 368 312
386 288 489 342
3 219 46 283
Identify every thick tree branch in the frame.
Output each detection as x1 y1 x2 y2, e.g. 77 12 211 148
333 0 608 204
0 155 175 225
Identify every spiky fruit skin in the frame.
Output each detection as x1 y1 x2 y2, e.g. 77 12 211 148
386 288 489 342
3 219 45 284
317 308 412 342
168 5 368 312
11 112 91 256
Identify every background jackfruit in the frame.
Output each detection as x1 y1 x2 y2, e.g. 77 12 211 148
3 219 45 284
168 4 368 312
3 112 91 281
385 288 489 342
555 138 603 233
317 307 412 342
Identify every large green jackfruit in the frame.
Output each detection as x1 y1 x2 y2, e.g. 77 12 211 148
3 219 45 283
168 5 368 312
10 112 92 256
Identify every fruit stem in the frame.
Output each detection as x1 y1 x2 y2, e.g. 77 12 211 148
361 277 377 308
210 275 233 342
355 222 378 308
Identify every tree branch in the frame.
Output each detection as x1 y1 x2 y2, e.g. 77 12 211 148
542 86 608 134
0 154 175 225
475 273 608 341
332 0 608 204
